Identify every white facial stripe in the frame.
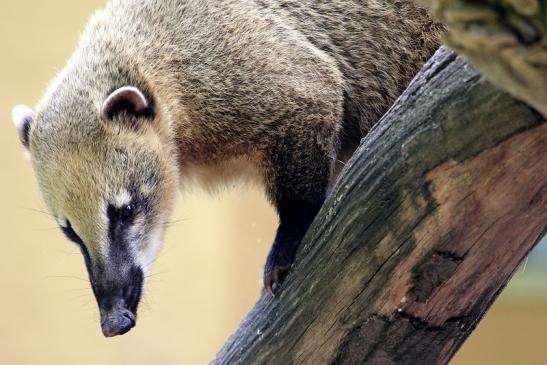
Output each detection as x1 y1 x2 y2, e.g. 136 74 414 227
56 216 68 228
114 190 132 208
137 227 164 276
98 200 109 258
23 150 32 161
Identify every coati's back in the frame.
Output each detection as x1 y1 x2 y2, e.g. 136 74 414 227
254 0 444 150
74 0 442 158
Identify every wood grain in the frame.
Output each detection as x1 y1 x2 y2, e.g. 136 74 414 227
213 47 546 365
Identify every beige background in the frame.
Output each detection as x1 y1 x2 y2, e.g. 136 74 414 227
1 1 546 364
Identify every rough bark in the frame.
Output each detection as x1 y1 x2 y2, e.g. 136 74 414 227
418 0 547 117
213 47 547 365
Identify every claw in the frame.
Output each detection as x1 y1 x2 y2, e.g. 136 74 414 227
264 274 275 296
263 264 291 296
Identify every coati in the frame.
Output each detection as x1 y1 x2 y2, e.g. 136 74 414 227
11 0 443 337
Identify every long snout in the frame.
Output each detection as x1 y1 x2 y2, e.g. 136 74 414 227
100 307 136 337
87 265 144 337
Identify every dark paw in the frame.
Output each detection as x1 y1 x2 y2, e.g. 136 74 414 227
263 244 295 295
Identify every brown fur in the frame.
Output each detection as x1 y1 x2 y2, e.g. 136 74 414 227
16 0 443 319
37 0 443 187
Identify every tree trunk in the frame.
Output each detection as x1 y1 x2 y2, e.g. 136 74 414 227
212 47 547 365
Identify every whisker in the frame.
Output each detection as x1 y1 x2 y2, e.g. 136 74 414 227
161 217 191 228
329 155 347 167
163 218 189 224
78 299 95 310
145 272 167 283
142 258 162 272
52 248 83 256
144 278 164 285
141 246 173 271
20 207 55 219
161 223 180 228
139 295 152 312
33 227 61 232
64 287 91 293
146 271 167 278
69 293 93 301
44 275 88 282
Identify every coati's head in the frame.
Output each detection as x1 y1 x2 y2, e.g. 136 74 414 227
12 86 178 337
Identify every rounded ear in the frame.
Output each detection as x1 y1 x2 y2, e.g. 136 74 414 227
11 104 34 148
101 86 152 120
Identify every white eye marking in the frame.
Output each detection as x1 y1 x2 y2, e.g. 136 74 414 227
56 217 68 228
140 183 154 196
137 227 163 277
98 200 109 258
114 190 132 208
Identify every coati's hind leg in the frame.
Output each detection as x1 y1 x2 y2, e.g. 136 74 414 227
262 132 337 294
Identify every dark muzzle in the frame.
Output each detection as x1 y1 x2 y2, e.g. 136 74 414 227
90 265 143 337
100 307 136 337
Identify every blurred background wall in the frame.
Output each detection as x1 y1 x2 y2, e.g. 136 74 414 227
0 1 545 364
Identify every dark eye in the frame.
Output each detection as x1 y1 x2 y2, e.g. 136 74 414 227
121 204 135 222
107 203 138 226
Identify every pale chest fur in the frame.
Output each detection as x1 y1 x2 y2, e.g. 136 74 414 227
178 154 264 193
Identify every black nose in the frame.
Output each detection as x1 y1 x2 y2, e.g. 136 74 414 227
100 309 136 337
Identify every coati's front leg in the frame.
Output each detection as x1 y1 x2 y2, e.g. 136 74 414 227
263 134 335 294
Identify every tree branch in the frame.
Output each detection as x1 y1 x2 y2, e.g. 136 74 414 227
213 47 547 364
418 0 547 117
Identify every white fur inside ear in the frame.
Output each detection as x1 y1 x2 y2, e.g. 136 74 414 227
12 104 34 131
11 104 34 148
102 86 149 120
